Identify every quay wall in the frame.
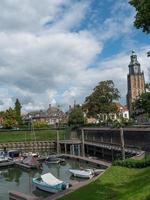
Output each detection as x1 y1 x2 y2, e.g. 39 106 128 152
0 141 55 153
80 128 150 152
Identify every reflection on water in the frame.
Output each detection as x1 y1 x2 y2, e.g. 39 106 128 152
0 159 97 199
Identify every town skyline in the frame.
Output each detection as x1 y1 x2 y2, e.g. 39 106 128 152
0 0 149 113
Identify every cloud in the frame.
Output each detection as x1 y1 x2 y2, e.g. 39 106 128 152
0 0 149 113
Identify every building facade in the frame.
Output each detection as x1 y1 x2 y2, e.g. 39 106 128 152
127 51 145 116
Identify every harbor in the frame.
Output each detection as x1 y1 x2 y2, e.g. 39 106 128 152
0 154 106 200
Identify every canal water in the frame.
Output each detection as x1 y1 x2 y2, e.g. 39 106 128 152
0 159 96 199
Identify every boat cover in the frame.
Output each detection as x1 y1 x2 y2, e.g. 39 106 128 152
41 173 63 186
23 156 39 166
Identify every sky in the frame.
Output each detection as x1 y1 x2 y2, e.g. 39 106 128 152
0 0 149 113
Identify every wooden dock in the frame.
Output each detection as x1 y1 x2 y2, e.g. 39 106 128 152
15 161 35 170
63 154 111 167
0 161 14 168
9 191 39 200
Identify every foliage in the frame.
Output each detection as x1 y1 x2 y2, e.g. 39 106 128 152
129 0 150 33
83 80 120 122
14 98 22 125
32 121 50 128
113 156 150 168
112 117 133 128
60 166 150 200
3 108 17 129
132 92 150 118
68 105 85 126
145 83 150 92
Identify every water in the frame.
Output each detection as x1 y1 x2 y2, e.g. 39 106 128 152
0 159 96 199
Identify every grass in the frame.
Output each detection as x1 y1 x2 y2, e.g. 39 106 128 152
60 166 150 200
0 129 69 143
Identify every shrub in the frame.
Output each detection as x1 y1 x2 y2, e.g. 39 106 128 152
113 156 150 168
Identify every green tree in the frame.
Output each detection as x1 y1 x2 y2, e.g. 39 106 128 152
83 80 120 123
145 83 150 92
129 0 150 33
132 92 150 119
15 98 22 125
3 107 17 128
68 105 85 126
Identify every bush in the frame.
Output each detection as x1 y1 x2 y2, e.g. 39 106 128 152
113 156 150 168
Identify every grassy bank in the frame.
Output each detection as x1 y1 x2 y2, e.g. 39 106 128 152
0 129 69 143
60 166 150 200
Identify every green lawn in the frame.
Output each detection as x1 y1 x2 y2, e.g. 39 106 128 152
0 129 68 143
60 166 150 200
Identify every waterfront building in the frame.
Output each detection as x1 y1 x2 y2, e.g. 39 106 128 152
85 102 129 124
127 51 145 116
23 104 67 125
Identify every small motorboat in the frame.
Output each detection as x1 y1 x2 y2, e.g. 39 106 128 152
22 156 41 169
69 169 94 179
33 173 69 193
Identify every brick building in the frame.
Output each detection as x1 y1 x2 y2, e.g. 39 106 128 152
127 51 145 116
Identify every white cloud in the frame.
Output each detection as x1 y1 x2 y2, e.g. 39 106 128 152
0 0 149 112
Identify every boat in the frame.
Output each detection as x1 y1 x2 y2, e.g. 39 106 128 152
22 156 41 169
33 172 69 193
45 155 65 164
69 169 94 179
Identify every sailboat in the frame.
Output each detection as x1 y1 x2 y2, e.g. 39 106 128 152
23 116 39 158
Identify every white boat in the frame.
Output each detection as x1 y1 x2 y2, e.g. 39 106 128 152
33 173 69 193
0 156 12 163
69 169 94 179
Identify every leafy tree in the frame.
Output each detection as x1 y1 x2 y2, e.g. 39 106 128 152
3 107 17 128
15 98 22 125
132 92 150 119
68 105 85 126
129 0 150 33
145 83 150 92
83 80 120 123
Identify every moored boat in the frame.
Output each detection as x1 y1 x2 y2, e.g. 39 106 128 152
33 173 69 193
22 156 41 169
69 169 94 179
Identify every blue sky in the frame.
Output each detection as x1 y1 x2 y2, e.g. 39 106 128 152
0 0 149 112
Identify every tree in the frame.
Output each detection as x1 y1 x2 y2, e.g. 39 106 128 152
15 98 22 125
83 80 120 123
68 105 85 126
3 107 17 128
132 92 150 119
145 83 150 92
129 0 150 33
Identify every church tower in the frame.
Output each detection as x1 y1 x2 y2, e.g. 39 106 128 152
127 51 145 116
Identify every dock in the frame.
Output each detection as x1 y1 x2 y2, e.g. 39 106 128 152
0 161 14 168
15 161 36 170
63 154 111 167
9 191 39 200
